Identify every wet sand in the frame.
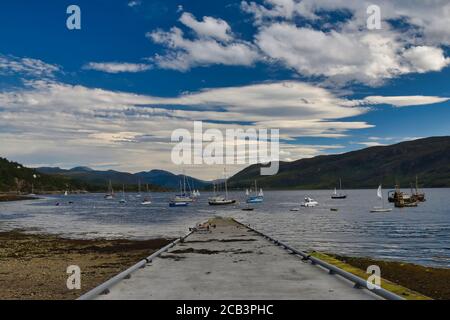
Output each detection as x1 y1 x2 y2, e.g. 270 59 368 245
0 231 172 300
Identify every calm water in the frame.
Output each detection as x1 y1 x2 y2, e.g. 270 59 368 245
0 189 449 267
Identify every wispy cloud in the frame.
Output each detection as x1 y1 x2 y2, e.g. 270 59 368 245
362 96 450 107
127 1 141 8
83 62 151 73
0 54 60 78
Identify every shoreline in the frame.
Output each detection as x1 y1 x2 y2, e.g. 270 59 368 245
0 230 173 300
313 252 449 300
0 195 39 202
0 230 448 300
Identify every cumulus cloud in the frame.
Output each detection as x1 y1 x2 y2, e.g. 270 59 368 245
179 12 233 42
238 0 450 85
148 26 259 71
84 62 152 73
403 46 450 73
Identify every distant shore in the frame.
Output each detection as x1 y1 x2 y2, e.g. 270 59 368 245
0 230 172 300
0 194 39 202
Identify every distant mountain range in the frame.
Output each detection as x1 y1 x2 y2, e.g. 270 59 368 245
36 166 211 191
229 136 450 189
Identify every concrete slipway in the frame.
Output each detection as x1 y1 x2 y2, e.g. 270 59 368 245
83 218 391 300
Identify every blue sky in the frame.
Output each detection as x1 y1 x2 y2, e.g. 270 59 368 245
0 0 449 179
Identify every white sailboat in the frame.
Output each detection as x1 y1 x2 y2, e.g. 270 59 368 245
119 184 127 204
170 171 193 206
208 169 236 206
141 184 152 205
136 180 142 198
104 180 114 200
371 185 392 213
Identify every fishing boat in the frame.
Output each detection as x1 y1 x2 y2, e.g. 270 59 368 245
119 184 127 204
394 189 419 208
246 181 264 204
331 179 347 199
208 169 236 206
370 185 392 213
141 184 152 205
412 176 426 202
104 180 115 200
301 197 319 207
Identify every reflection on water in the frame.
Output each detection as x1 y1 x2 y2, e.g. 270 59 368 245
0 189 449 267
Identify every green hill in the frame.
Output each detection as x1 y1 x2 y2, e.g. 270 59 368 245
229 136 450 189
0 157 86 193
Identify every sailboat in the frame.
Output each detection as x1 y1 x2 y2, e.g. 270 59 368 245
136 180 142 198
172 172 194 203
370 185 392 213
331 179 347 199
119 184 127 204
246 180 264 203
104 180 114 200
29 183 36 196
141 184 152 205
170 172 192 207
208 169 236 206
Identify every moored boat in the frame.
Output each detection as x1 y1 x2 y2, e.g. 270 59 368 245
301 197 318 207
370 185 392 213
331 179 347 199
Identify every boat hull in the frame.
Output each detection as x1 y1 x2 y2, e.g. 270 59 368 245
331 195 347 199
208 200 236 206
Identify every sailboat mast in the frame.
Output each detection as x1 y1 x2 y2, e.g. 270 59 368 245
224 169 228 200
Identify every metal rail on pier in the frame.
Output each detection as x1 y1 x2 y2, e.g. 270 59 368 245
77 230 193 300
233 219 404 301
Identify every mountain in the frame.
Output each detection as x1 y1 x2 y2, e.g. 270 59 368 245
229 136 450 189
135 170 211 190
36 167 210 191
37 167 138 185
0 158 87 193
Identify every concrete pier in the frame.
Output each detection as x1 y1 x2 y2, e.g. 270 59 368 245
95 217 378 300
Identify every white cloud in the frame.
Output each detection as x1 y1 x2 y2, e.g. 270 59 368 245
128 1 141 8
0 55 60 78
239 0 450 85
403 46 450 73
1 79 447 178
362 96 450 107
84 62 151 73
148 27 259 71
179 12 233 42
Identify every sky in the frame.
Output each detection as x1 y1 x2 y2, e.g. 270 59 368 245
0 0 450 180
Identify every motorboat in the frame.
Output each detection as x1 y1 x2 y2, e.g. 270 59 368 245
301 197 318 207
